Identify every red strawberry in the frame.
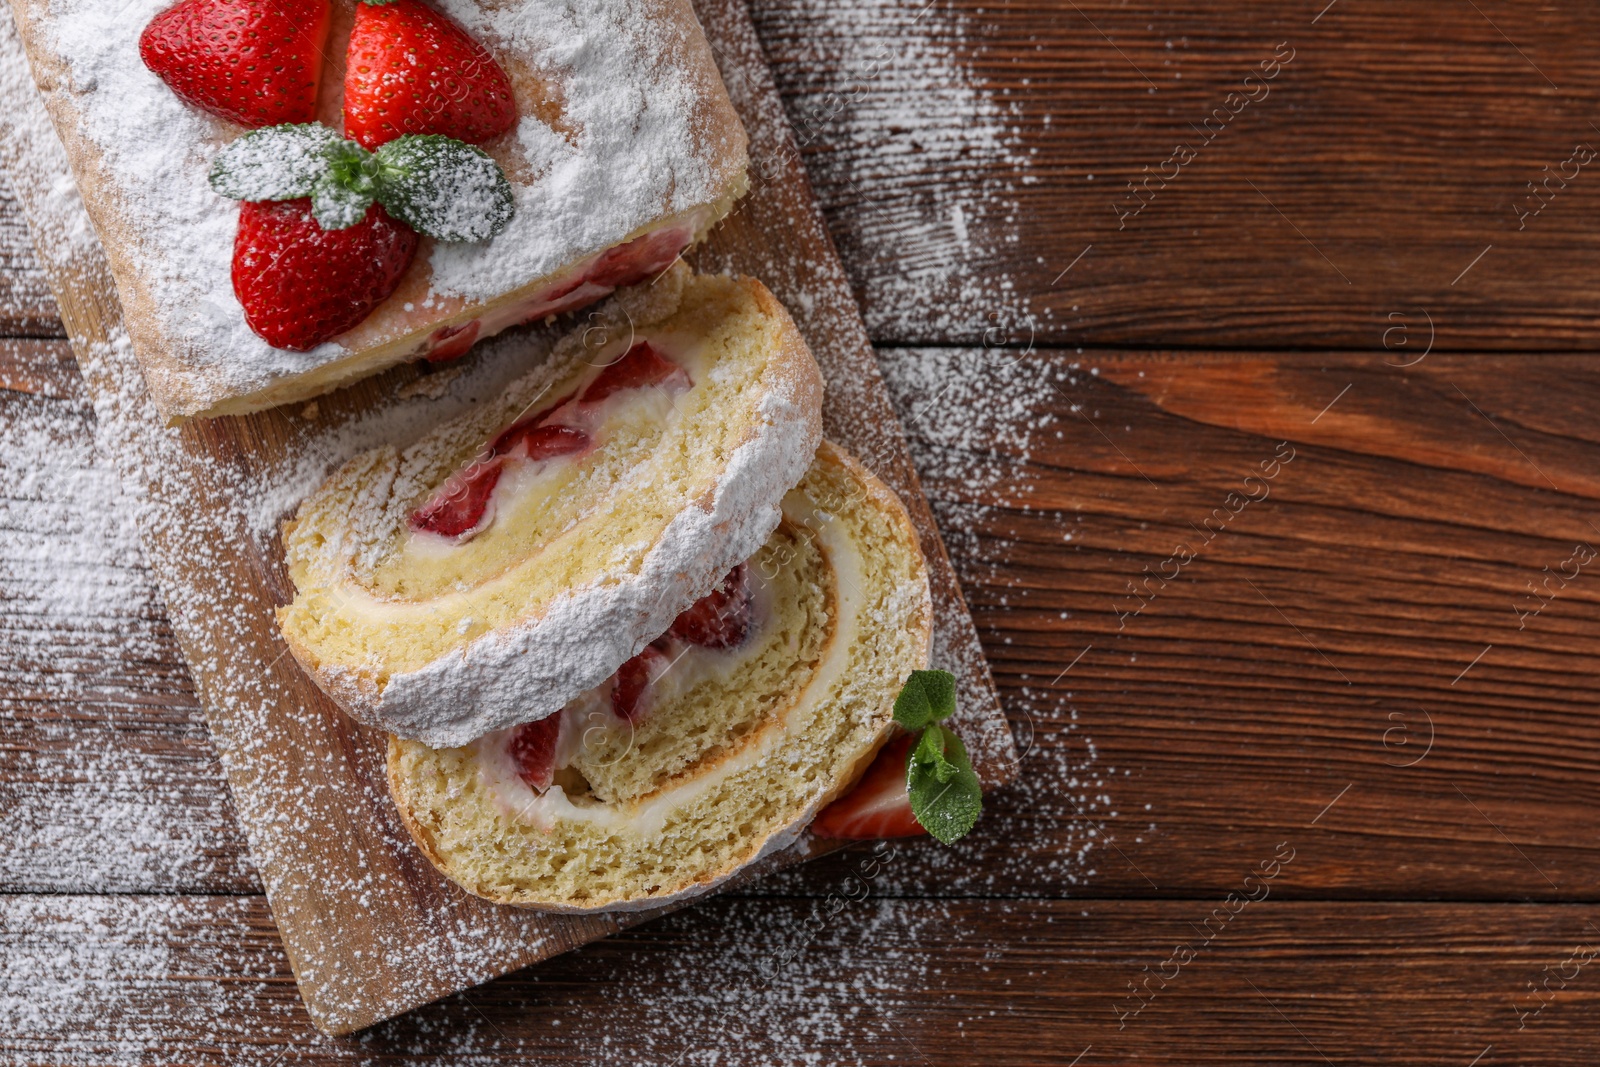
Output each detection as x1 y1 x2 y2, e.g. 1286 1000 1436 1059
811 733 927 840
140 0 330 127
407 338 683 538
411 405 587 537
507 714 561 792
233 199 416 350
344 0 517 150
409 457 502 537
585 228 690 288
492 423 590 463
582 342 688 403
612 642 669 722
668 564 752 649
424 320 480 362
486 392 573 453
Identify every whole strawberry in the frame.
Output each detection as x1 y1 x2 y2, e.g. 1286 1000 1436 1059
232 199 417 351
139 0 331 127
344 0 517 150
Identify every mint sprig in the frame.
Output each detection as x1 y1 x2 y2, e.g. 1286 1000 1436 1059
373 136 515 243
209 124 514 241
207 124 349 203
893 668 957 731
893 669 983 845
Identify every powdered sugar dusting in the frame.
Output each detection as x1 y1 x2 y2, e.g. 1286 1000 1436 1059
1 893 1061 1064
0 382 250 893
567 896 995 1064
0 392 147 647
878 348 1047 571
873 348 1115 889
756 0 1040 340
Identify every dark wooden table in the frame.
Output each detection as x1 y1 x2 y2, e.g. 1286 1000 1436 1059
6 1 1600 1063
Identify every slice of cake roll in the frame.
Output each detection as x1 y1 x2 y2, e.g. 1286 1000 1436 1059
277 267 822 745
387 442 932 911
11 0 748 418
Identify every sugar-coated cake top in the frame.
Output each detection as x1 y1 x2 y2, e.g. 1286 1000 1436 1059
39 0 737 401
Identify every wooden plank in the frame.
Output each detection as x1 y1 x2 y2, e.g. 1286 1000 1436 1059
0 338 74 398
0 0 1010 1034
10 350 1600 906
6 894 1600 1064
878 348 1600 901
749 0 1600 349
0 173 55 336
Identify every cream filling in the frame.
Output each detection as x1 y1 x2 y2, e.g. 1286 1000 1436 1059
393 330 707 570
469 495 863 839
470 565 781 804
569 565 781 745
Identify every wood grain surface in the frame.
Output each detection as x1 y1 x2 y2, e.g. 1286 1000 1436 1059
6 0 1600 1062
7 895 1600 1065
751 0 1600 350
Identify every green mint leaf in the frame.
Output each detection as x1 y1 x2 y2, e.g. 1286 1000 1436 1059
311 175 373 230
906 724 982 845
892 669 957 732
313 139 381 228
324 139 379 196
373 135 515 243
910 725 947 781
209 124 350 202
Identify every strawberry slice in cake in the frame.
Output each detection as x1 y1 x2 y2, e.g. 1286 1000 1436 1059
408 340 689 540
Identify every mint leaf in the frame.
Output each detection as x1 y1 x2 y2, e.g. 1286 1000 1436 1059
210 124 380 230
312 139 379 229
912 725 959 784
892 669 957 732
374 135 514 242
209 124 350 202
906 724 982 845
893 670 980 842
311 175 373 230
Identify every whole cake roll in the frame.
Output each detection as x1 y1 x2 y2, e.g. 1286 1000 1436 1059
9 0 748 418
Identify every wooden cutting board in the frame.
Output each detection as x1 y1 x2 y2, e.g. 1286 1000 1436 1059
0 0 1014 1036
